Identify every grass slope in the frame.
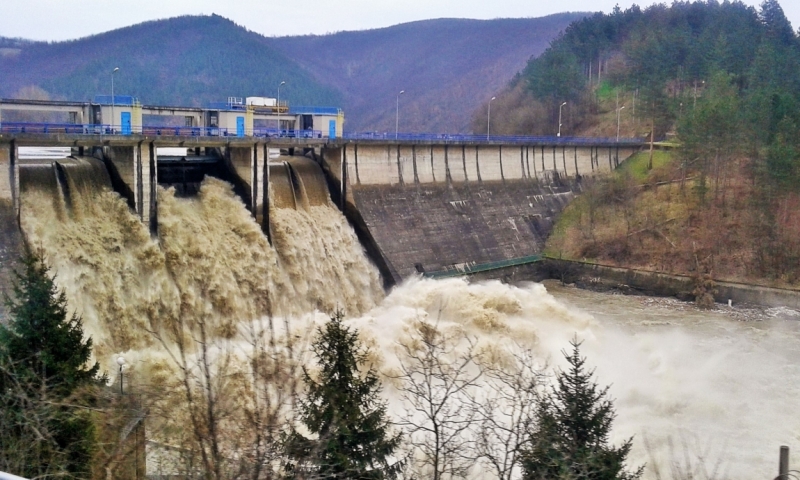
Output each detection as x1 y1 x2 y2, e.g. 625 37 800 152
546 151 800 289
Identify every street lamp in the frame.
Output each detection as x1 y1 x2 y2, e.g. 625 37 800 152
111 67 119 133
616 105 625 141
277 81 286 131
487 96 496 140
693 80 704 109
116 355 126 395
557 101 567 137
395 90 405 140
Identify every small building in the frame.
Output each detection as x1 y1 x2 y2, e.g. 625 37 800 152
94 95 143 134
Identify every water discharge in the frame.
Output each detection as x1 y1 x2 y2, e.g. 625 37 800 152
17 157 800 479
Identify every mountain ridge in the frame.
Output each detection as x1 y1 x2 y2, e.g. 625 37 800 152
0 12 588 132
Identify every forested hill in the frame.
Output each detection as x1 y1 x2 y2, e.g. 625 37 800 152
524 0 800 287
269 14 584 132
0 15 342 108
479 0 800 141
0 12 585 132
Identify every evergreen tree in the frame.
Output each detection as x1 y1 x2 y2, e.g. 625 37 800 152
283 311 402 479
520 338 643 480
0 250 103 479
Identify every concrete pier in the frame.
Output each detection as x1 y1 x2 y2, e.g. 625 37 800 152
0 141 22 318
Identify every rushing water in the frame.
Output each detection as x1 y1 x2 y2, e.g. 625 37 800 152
17 157 800 479
541 282 800 479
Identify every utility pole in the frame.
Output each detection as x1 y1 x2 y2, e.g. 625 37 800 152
487 96 496 140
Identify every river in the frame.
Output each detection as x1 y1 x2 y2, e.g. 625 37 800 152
17 161 799 479
543 281 800 479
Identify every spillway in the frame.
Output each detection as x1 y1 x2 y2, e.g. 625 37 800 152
14 153 800 479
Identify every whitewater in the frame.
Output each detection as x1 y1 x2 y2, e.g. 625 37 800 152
17 160 800 479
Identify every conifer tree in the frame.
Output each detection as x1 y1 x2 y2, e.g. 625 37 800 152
521 338 643 480
283 311 402 479
0 250 103 479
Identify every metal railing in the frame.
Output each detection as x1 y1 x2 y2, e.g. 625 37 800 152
422 254 543 279
252 128 323 138
93 95 136 106
289 106 341 115
0 122 324 139
0 122 111 134
343 131 646 145
0 121 643 145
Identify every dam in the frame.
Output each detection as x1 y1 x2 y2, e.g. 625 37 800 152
0 131 641 295
2 129 800 480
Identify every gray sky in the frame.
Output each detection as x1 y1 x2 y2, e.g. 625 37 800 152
1 0 797 41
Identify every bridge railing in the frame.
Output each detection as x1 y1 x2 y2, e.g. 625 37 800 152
0 122 324 139
343 131 646 145
0 121 642 144
0 122 110 134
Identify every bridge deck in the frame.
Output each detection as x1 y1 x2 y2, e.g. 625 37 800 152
0 132 647 149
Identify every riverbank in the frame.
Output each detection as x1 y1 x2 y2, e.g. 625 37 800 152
543 258 800 309
542 149 800 305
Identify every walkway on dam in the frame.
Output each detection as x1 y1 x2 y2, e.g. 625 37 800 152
0 130 646 149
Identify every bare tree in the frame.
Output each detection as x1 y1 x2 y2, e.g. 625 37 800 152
145 313 308 480
390 320 482 480
472 347 547 480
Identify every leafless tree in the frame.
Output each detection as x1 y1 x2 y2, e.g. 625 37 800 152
472 347 547 480
145 313 308 480
390 320 482 480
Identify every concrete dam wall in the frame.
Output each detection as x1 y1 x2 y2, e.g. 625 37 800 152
321 143 638 283
0 136 638 300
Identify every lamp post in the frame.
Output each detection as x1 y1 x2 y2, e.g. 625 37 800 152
395 90 405 140
111 67 119 133
487 96 496 140
557 101 567 137
116 355 126 395
616 105 625 141
277 81 286 132
693 80 704 109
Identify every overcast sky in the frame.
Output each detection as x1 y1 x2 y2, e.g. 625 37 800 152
1 0 797 42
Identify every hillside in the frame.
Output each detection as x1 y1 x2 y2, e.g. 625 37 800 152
475 0 800 139
535 0 800 291
0 15 340 108
269 14 585 132
0 13 584 132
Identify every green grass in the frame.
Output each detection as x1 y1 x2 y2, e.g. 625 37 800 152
595 81 619 103
616 150 673 182
543 194 590 259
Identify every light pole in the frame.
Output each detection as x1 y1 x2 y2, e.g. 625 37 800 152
487 96 496 140
116 355 126 395
395 90 405 140
616 105 625 141
557 101 567 137
277 81 286 132
693 80 704 109
111 67 119 132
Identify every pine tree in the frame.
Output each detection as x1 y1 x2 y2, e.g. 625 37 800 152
283 311 402 479
0 250 103 479
521 338 643 480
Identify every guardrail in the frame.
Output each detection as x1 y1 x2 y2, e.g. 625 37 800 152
0 122 324 139
289 106 341 115
0 122 643 145
0 122 111 134
343 132 646 145
93 95 136 106
422 254 544 279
